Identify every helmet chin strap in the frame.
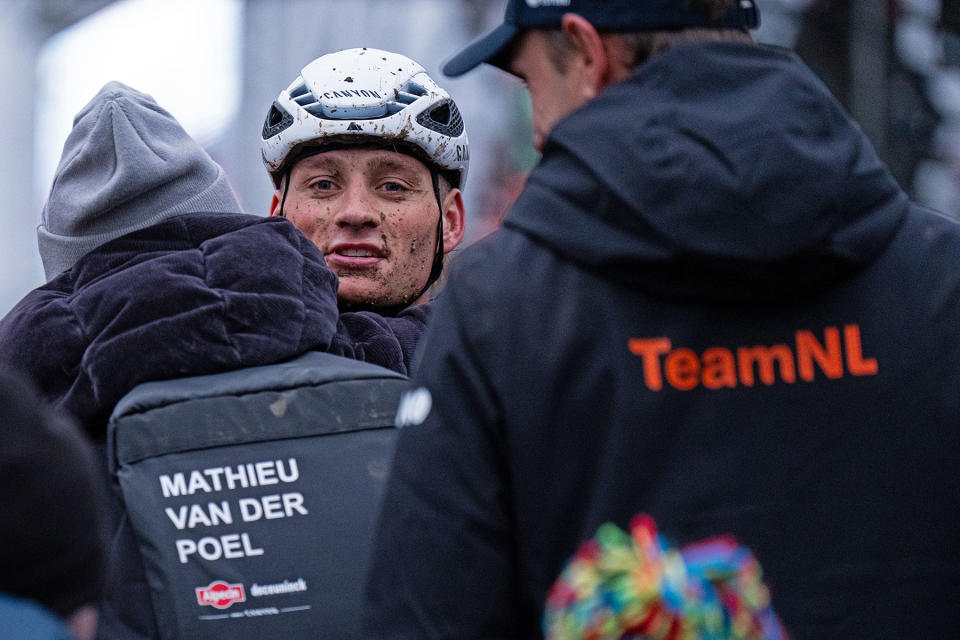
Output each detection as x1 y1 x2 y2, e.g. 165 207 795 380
424 167 446 289
277 167 292 218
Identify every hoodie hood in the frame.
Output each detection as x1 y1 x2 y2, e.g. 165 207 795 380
506 43 908 301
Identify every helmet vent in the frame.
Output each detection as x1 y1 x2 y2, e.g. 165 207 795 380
431 103 451 125
262 102 294 140
392 81 428 107
289 81 325 116
381 81 428 116
402 81 428 97
289 81 312 101
416 99 464 137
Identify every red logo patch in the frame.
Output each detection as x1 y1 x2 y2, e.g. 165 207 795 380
195 581 246 609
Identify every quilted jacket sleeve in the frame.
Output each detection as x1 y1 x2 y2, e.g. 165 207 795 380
0 215 341 435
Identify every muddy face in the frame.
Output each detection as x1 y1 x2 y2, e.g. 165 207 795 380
275 148 439 310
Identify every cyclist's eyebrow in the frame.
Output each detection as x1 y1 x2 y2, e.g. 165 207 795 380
366 157 426 182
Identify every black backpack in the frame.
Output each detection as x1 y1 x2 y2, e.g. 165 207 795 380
100 351 406 639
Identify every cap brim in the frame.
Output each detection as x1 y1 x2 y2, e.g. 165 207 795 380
442 22 519 77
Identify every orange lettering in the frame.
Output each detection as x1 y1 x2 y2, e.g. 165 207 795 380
737 344 796 386
844 324 878 376
701 348 737 389
629 338 671 391
665 348 700 390
796 328 843 380
630 325 875 392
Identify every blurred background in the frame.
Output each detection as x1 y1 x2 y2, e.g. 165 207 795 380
1 0 959 316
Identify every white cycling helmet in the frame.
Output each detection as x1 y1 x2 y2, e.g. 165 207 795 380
261 47 469 189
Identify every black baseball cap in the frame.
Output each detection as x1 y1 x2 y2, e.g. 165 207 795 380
442 0 760 77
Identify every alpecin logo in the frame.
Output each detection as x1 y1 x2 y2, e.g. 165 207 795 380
628 324 879 391
196 581 246 610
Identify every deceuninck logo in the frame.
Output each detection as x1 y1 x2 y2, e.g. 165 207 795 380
526 0 572 7
196 581 246 609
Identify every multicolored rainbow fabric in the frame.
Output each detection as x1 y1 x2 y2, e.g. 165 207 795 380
543 514 789 640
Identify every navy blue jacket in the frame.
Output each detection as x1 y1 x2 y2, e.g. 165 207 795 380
365 44 960 638
0 214 428 437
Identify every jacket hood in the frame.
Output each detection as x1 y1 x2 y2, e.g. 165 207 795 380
506 43 908 301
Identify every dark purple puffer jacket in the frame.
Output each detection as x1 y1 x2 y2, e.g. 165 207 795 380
0 213 428 436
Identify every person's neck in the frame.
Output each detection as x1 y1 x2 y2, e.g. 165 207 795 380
337 291 429 316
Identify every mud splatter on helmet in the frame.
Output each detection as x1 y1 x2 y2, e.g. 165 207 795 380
261 47 469 190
